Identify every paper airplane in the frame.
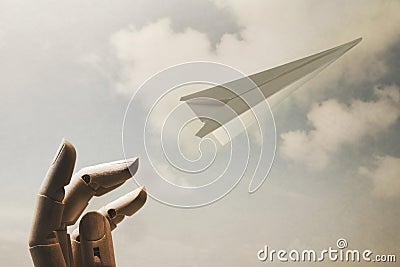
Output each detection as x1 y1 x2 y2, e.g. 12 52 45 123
180 38 362 139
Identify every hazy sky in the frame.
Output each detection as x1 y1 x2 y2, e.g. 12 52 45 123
0 0 399 266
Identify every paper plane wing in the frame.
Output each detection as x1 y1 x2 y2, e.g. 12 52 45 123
180 38 362 138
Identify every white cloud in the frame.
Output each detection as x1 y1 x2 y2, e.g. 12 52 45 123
111 18 216 93
106 0 400 183
280 85 400 170
110 0 400 101
107 0 400 173
359 156 400 197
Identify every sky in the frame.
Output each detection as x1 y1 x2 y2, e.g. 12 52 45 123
0 0 399 266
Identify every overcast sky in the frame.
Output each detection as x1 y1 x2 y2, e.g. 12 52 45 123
1 0 399 266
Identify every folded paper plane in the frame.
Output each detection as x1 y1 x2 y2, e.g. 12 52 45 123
180 38 362 139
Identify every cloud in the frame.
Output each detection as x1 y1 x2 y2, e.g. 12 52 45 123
110 0 400 100
111 18 216 93
280 85 400 170
359 156 400 197
107 0 400 175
